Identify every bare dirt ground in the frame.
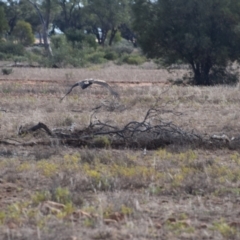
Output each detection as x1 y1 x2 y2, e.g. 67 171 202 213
0 64 240 239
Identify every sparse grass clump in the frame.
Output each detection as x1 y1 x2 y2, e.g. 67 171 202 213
2 68 13 75
37 160 58 177
211 219 237 239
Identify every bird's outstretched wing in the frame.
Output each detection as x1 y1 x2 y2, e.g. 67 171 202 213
92 79 119 97
60 79 119 102
60 82 79 102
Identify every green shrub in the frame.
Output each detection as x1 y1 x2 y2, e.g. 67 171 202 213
25 51 42 64
30 47 43 55
13 20 35 46
65 30 97 50
0 42 25 56
93 136 111 148
86 51 107 64
107 30 122 45
54 187 71 204
121 54 146 65
209 66 239 85
0 52 7 60
113 39 134 55
2 68 13 75
104 51 118 60
65 29 85 45
13 56 27 63
83 34 98 50
51 35 65 49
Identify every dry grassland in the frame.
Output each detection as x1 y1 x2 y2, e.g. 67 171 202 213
0 64 240 239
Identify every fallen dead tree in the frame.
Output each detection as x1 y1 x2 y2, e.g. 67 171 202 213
0 103 238 150
11 106 204 149
0 120 237 150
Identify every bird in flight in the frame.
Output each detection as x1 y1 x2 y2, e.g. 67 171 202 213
60 79 119 102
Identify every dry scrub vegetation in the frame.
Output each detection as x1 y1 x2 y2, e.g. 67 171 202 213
0 65 240 239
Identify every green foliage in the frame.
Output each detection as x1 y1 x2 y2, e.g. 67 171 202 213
93 136 111 148
0 6 8 36
54 187 71 204
0 211 6 224
133 0 240 85
85 51 107 64
25 51 42 65
84 34 98 50
113 39 134 55
166 219 195 235
0 42 25 56
121 54 146 65
65 29 98 49
104 51 118 60
120 205 133 216
4 32 138 67
83 217 96 228
13 20 34 46
51 35 65 49
65 29 85 46
45 35 84 67
63 153 81 170
107 30 122 44
32 191 51 204
87 0 131 45
45 35 102 67
209 66 239 85
211 219 237 238
0 52 6 60
32 188 72 205
37 160 58 177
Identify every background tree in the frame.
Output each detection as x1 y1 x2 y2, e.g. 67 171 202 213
1 0 39 36
18 0 41 37
2 0 20 35
85 0 131 46
13 20 34 46
26 0 55 56
54 0 85 33
0 6 9 37
133 0 240 85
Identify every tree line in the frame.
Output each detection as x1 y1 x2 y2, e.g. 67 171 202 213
0 0 135 46
1 0 240 85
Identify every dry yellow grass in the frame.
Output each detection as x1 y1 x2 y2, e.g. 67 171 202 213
0 62 188 83
0 64 240 239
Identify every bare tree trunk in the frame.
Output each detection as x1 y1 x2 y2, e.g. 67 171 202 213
37 31 42 44
191 60 212 85
27 0 53 56
100 29 108 46
108 28 117 46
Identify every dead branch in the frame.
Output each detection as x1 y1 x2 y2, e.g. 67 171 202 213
18 122 52 136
